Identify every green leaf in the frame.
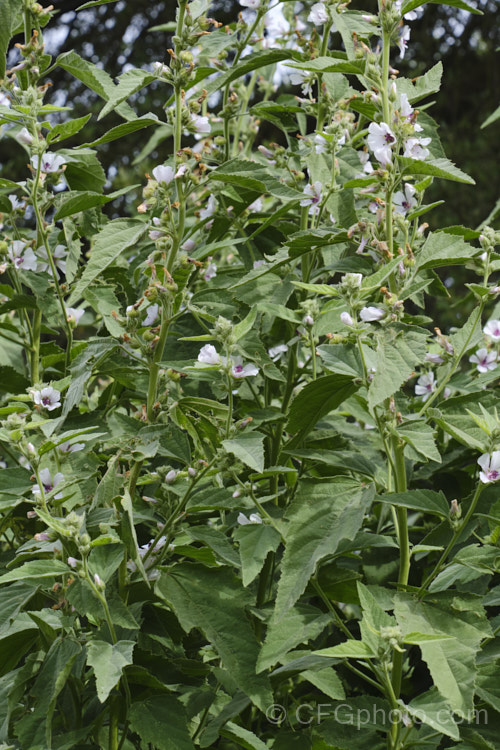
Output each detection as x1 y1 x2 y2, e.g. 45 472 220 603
482 104 500 129
399 156 475 184
395 592 490 713
0 0 22 79
98 69 156 120
378 489 449 517
402 0 482 14
406 687 459 740
0 366 29 394
186 526 240 567
156 564 273 711
78 0 119 8
209 158 301 201
120 489 151 586
204 50 297 96
86 640 135 702
258 604 331 672
46 114 92 144
78 115 159 147
368 326 428 410
222 432 265 473
398 421 441 463
286 55 365 75
0 467 33 495
403 632 455 644
128 695 195 750
314 641 376 659
68 219 146 303
272 478 374 620
302 668 345 700
396 62 443 104
63 338 118 416
220 722 271 750
234 524 281 586
418 230 477 269
58 148 107 192
286 374 359 437
54 185 138 221
0 560 70 584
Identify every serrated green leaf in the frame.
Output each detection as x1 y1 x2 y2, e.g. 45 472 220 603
0 0 22 79
220 722 270 750
128 695 195 750
368 326 428 410
378 489 449 517
482 104 500 129
0 560 70 584
234 524 281 586
407 687 459 740
86 640 134 702
286 374 359 437
54 185 138 221
98 69 156 120
222 432 265 473
418 230 477 269
156 564 273 710
68 219 146 303
398 421 441 463
399 156 475 184
46 114 92 144
258 604 331 672
402 0 482 14
78 114 158 147
314 640 376 659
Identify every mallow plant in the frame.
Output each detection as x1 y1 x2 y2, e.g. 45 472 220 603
0 0 499 748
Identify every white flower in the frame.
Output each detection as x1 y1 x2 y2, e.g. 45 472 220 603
248 197 263 213
181 238 196 252
367 122 396 166
190 113 211 134
165 470 177 484
415 372 435 401
240 0 260 7
152 62 169 75
264 4 290 37
200 195 217 221
398 25 411 58
8 194 23 211
32 386 61 411
308 2 328 25
469 348 497 373
300 181 322 214
258 145 276 164
394 0 418 20
425 352 444 364
340 312 354 326
59 440 85 453
268 344 288 361
303 314 314 326
66 307 85 325
232 357 259 378
342 272 363 288
483 320 500 341
143 303 159 327
16 127 33 146
204 259 217 281
0 92 11 108
403 137 431 160
359 151 373 174
31 152 66 173
393 183 417 215
152 165 174 184
360 306 385 322
198 344 220 365
478 452 500 484
399 93 414 121
8 241 37 271
67 556 78 568
37 244 67 277
237 512 262 525
314 133 328 154
32 468 64 498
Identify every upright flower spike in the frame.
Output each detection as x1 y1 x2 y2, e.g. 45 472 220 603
478 452 500 483
367 122 396 166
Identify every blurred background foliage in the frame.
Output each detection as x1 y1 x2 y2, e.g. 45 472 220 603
1 0 498 326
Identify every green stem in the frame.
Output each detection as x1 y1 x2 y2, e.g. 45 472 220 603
225 371 233 438
316 20 333 133
146 301 170 422
418 482 483 597
30 308 41 384
390 437 409 707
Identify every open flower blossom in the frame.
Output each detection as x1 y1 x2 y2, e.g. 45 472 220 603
268 344 288 361
31 385 61 411
190 113 211 135
152 165 174 184
37 245 67 277
483 319 500 341
237 512 262 525
58 440 85 453
8 241 38 271
399 93 414 121
9 194 23 211
478 452 500 484
300 181 322 214
469 348 498 373
200 195 217 221
32 468 64 498
367 122 396 166
204 259 217 281
31 152 66 173
198 344 220 365
240 0 261 7
404 137 431 160
232 356 259 378
394 0 418 19
308 2 328 24
415 372 435 401
398 25 411 58
66 307 85 325
393 183 417 214
359 151 373 174
143 303 159 327
360 306 385 322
